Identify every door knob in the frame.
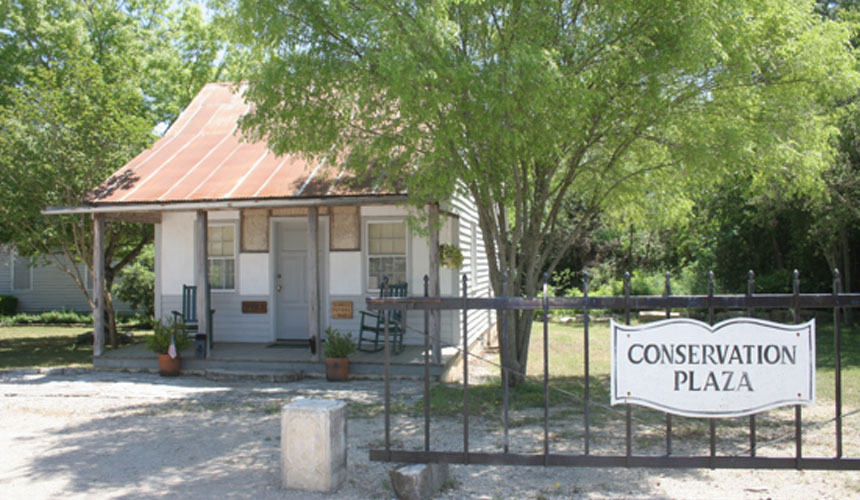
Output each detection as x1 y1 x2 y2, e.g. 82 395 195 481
276 285 282 292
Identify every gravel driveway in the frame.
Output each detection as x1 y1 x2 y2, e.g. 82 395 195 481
1 369 859 499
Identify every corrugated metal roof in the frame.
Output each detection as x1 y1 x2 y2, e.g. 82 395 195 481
88 83 395 205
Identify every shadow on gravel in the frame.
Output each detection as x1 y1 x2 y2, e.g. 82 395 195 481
10 372 804 499
21 393 284 499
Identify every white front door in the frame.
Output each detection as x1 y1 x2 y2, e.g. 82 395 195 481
275 219 309 340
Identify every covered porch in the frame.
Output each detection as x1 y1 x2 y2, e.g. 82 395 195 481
94 341 457 379
43 83 454 364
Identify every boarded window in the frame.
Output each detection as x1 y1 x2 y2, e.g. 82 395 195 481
330 206 360 251
208 225 236 290
241 209 269 253
367 221 407 290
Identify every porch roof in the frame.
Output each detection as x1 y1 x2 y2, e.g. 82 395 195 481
79 82 403 210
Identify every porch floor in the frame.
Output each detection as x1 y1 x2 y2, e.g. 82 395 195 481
94 342 454 379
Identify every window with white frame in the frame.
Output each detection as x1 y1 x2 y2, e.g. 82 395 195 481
12 253 32 291
367 221 407 290
208 224 236 290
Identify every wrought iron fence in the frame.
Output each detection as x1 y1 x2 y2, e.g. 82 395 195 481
368 270 860 470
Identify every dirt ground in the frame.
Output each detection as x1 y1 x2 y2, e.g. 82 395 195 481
1 369 859 499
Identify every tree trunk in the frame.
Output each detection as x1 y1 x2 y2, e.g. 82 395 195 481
104 290 119 349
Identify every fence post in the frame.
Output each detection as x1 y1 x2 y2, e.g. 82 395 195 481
501 273 510 454
543 273 550 466
707 271 716 467
423 275 431 453
624 272 631 325
624 272 632 465
834 269 843 458
747 270 756 457
583 272 591 456
793 270 802 469
462 274 469 462
382 276 391 461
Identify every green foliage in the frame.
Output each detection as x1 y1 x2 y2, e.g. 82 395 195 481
439 243 464 269
0 310 150 327
146 318 191 355
2 310 92 326
0 0 246 348
115 245 155 316
0 296 17 316
235 0 858 381
323 327 356 358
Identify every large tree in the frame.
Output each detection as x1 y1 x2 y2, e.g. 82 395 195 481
234 0 858 382
0 0 239 346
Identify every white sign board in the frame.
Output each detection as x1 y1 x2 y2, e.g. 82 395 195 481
611 318 815 418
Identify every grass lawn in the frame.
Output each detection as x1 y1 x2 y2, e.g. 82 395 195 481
0 325 152 370
423 318 860 418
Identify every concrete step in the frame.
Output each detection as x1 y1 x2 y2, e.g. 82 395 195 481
94 355 446 380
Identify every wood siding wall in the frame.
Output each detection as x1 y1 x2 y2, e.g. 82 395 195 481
447 191 494 346
0 249 133 313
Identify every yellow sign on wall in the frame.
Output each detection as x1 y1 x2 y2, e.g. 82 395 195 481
331 301 353 319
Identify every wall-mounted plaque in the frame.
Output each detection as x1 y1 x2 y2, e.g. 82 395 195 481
242 301 268 314
331 301 353 319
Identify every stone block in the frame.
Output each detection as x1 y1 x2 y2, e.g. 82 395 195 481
281 399 347 492
389 463 449 500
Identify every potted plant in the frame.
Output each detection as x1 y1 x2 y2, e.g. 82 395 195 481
323 327 356 381
146 318 191 376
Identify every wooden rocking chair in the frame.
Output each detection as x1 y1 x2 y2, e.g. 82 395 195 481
171 284 215 356
357 282 408 354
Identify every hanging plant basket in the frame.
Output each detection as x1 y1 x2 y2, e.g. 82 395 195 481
439 243 463 269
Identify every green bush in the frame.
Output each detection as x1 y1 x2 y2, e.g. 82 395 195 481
115 245 155 316
0 309 151 327
0 295 17 316
323 327 356 358
545 268 704 319
1 310 92 325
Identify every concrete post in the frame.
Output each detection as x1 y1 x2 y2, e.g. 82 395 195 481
281 399 347 492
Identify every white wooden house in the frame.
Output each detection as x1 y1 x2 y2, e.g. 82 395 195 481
0 246 132 314
48 83 493 358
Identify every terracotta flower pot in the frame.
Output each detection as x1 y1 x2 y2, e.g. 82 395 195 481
325 357 349 381
158 353 181 377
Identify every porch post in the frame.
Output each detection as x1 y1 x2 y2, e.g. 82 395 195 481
92 213 105 357
308 207 321 361
195 211 210 356
428 203 441 364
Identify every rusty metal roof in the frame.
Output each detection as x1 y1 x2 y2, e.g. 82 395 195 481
88 83 396 206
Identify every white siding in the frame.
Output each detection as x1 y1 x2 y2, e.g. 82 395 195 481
159 211 196 296
0 247 133 313
446 190 494 347
329 252 362 295
239 253 269 295
150 203 487 346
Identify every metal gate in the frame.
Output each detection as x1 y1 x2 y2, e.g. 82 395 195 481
368 270 860 470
